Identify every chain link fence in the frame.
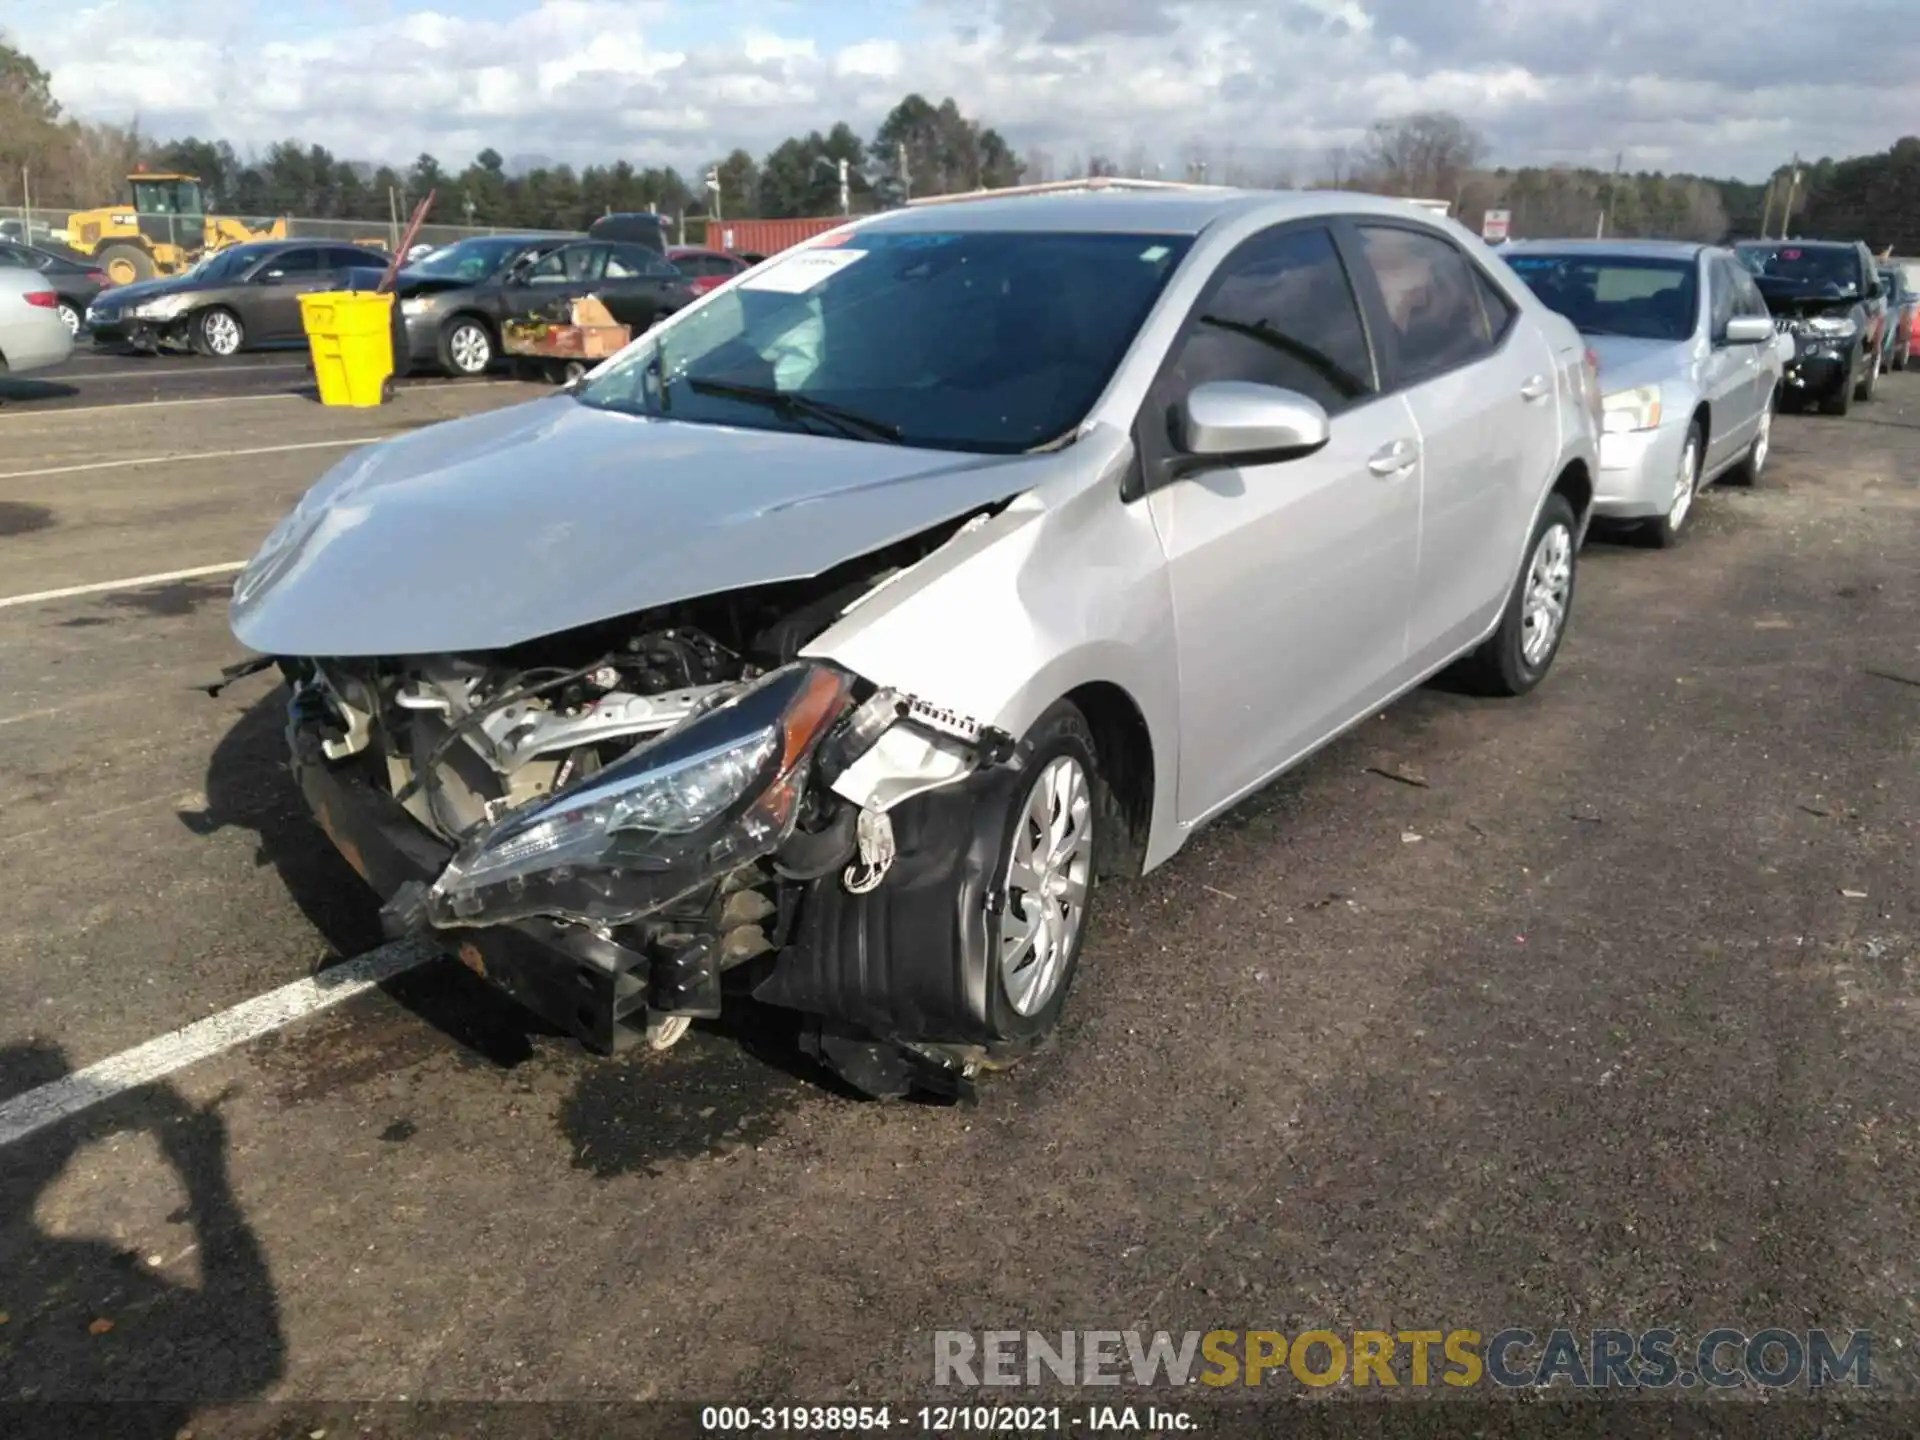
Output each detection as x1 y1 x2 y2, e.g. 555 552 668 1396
0 205 578 256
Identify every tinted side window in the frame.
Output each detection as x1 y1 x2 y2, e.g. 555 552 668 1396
263 249 320 276
324 247 384 271
1170 225 1376 414
1708 259 1736 335
0 243 29 267
1475 267 1518 341
1356 225 1494 382
530 247 601 284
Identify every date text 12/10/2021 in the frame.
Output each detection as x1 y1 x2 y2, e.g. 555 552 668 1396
700 1406 1195 1432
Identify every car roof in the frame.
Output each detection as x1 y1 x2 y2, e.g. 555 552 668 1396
1736 237 1853 250
1502 238 1707 261
847 187 1465 237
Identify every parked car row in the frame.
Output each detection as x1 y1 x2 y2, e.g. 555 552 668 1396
1499 234 1905 548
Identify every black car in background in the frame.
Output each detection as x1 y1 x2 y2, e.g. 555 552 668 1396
391 233 573 376
585 212 670 253
0 240 110 336
87 240 390 356
502 239 697 334
1735 239 1886 415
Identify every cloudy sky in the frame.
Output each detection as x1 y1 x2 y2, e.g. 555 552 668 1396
7 0 1915 182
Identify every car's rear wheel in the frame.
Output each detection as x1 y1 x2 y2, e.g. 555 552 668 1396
1644 422 1703 548
439 317 494 376
1726 390 1773 486
1854 344 1879 402
1454 493 1578 697
55 301 80 336
192 306 245 358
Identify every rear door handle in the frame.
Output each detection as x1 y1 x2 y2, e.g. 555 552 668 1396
1520 374 1553 402
1368 439 1419 476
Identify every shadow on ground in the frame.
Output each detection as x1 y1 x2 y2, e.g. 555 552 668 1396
0 1044 283 1433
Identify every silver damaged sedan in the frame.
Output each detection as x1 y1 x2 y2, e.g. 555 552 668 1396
1501 239 1783 547
230 189 1601 1098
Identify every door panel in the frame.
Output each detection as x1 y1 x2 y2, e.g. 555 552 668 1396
1150 392 1423 822
1132 221 1420 824
1352 223 1560 666
245 249 323 341
1700 257 1749 469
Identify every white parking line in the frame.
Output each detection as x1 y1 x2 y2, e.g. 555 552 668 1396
0 392 307 422
0 938 444 1149
0 560 246 611
58 361 310 382
0 436 380 482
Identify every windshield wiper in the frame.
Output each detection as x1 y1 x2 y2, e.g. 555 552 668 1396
1198 314 1371 399
685 377 903 443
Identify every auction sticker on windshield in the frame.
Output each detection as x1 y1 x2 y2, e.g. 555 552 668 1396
741 248 867 293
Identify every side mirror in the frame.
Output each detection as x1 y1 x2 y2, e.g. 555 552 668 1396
1723 316 1773 346
1176 381 1331 462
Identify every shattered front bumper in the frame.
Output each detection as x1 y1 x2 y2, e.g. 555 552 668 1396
293 730 665 1053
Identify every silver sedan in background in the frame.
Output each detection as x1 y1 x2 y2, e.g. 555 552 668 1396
0 264 77 375
1502 240 1781 547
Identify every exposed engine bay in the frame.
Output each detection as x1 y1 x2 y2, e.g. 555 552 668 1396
279 515 1022 1096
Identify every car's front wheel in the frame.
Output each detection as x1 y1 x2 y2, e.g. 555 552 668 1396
981 702 1105 1062
1644 421 1703 548
192 306 245 358
1854 344 1879 402
438 317 495 377
1455 493 1579 697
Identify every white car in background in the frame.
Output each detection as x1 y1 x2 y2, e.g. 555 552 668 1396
1501 240 1782 548
0 264 75 375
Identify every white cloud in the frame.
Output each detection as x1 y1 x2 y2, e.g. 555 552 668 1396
6 0 1916 182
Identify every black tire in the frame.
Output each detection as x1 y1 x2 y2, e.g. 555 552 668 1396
1725 386 1774 486
1641 420 1704 549
978 702 1108 1062
97 243 156 285
1854 344 1879 402
1820 375 1852 417
190 306 245 358
437 315 495 377
1453 493 1579 698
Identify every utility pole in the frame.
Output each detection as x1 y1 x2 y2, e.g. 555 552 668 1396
21 166 31 241
1759 175 1776 241
838 157 850 215
897 142 912 202
388 184 400 253
706 166 722 222
1778 154 1803 239
1600 150 1623 238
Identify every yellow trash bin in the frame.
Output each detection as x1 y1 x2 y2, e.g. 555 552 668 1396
299 291 396 408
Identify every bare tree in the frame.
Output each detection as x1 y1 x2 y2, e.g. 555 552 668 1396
1355 110 1488 201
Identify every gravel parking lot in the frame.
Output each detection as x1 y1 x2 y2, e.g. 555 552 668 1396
0 351 1916 1428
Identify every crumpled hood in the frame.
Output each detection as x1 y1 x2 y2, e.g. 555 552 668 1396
229 396 1044 657
1588 335 1693 393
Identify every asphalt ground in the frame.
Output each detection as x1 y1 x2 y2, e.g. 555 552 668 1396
0 350 1917 1434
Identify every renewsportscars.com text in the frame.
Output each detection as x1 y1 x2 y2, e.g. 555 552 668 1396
933 1327 1872 1391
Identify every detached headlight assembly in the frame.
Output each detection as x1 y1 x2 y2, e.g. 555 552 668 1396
1601 384 1663 434
425 662 857 930
135 294 194 321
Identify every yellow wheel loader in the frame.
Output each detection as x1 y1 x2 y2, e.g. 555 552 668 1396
62 172 289 286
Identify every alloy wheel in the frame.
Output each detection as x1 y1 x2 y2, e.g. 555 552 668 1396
1750 405 1772 475
203 310 242 356
56 303 80 336
1668 433 1699 531
1520 523 1574 668
997 755 1095 1017
449 324 491 375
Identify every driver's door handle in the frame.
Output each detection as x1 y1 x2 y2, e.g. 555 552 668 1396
1368 438 1419 476
1520 374 1553 402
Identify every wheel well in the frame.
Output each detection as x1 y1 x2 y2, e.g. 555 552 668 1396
1691 402 1710 443
1065 681 1153 878
1552 458 1594 524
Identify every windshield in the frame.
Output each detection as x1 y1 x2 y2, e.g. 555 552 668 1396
574 229 1194 453
1504 254 1698 341
190 246 263 283
1736 244 1862 297
405 237 535 283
